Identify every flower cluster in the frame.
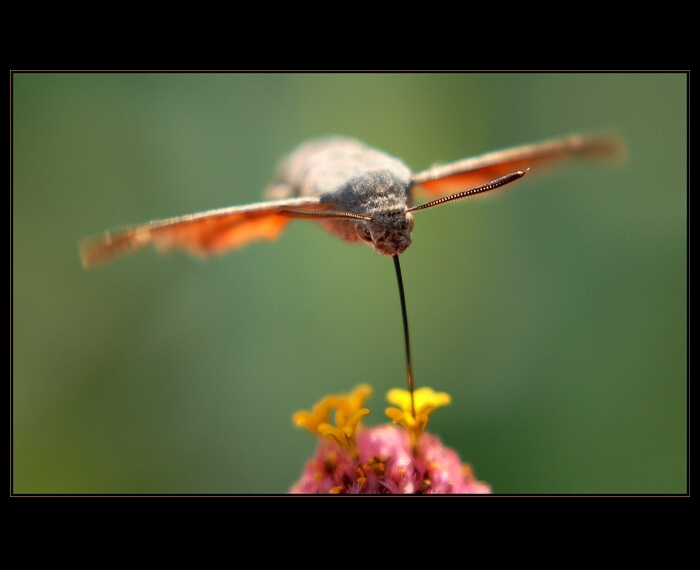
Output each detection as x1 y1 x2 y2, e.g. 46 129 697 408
290 384 491 494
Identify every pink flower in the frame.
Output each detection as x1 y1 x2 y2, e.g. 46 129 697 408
290 385 491 494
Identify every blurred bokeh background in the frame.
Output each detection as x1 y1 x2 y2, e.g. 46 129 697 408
13 73 686 494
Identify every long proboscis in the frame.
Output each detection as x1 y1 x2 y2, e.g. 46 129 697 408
393 254 415 418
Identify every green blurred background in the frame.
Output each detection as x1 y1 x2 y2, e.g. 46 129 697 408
13 73 686 494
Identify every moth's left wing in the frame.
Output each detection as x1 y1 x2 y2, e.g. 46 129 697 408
411 134 625 199
80 196 326 268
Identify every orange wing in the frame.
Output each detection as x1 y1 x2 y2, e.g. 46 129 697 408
411 134 625 197
79 196 325 268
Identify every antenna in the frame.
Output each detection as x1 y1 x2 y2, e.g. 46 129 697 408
278 209 372 221
407 170 527 213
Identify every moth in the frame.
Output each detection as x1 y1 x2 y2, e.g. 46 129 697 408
80 135 624 415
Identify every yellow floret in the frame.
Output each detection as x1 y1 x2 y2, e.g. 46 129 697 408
292 385 373 456
385 387 451 448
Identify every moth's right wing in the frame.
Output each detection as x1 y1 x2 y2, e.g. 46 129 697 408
410 134 625 199
79 196 326 268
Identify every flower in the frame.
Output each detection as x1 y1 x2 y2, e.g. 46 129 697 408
290 385 490 494
385 386 451 449
292 384 372 456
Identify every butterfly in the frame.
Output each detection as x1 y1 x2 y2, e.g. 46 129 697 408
80 134 624 415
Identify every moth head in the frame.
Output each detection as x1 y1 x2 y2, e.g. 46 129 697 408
356 211 414 257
